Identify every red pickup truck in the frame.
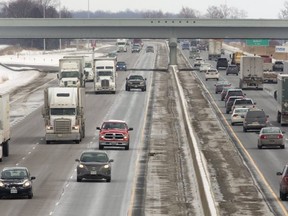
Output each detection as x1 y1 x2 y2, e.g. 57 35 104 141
96 120 133 150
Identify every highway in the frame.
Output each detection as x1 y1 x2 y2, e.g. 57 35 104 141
0 44 154 216
181 48 288 215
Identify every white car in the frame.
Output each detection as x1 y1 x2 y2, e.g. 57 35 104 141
205 69 219 81
199 63 211 72
230 107 249 125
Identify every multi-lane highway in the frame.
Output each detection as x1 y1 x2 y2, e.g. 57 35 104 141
181 48 288 215
0 43 155 216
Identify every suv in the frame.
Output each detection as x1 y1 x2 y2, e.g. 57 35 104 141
216 58 228 70
224 89 245 103
215 80 231 94
243 108 269 132
277 165 288 200
116 61 127 71
146 45 154 53
226 64 239 75
231 98 255 112
125 75 147 91
96 120 133 150
273 61 284 72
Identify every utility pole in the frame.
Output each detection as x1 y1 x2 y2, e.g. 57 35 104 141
42 0 46 53
59 0 62 50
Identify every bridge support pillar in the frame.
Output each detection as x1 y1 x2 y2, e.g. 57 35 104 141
169 38 177 66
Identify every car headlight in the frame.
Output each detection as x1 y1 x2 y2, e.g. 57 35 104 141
23 181 31 188
72 125 79 130
104 164 110 169
0 181 4 187
79 164 84 168
46 125 53 130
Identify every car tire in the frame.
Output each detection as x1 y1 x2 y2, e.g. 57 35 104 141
77 177 82 182
243 127 247 132
106 177 111 182
226 110 229 114
46 140 50 144
99 145 104 150
257 145 262 149
231 122 234 126
125 144 129 150
3 141 9 157
28 193 33 199
75 140 80 144
205 79 208 81
280 191 287 201
281 145 285 149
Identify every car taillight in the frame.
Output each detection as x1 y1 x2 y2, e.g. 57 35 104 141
260 135 267 139
278 134 284 139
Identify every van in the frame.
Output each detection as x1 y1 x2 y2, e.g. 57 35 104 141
216 58 228 70
243 108 269 132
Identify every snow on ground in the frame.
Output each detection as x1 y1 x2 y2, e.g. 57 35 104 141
0 44 111 94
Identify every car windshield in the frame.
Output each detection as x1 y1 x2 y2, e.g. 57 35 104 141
1 169 28 179
98 71 112 76
235 100 253 105
262 127 281 134
234 108 249 114
129 75 144 80
117 62 125 66
102 122 126 129
80 153 109 163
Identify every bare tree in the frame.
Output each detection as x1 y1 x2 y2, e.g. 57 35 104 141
143 10 165 18
279 1 288 19
205 4 247 19
178 6 200 18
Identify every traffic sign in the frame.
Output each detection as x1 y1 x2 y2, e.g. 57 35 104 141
246 39 269 46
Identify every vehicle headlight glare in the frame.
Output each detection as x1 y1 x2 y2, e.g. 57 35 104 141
23 181 31 187
0 181 4 187
104 164 110 169
79 164 84 168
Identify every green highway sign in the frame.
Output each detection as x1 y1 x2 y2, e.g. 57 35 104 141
246 39 269 46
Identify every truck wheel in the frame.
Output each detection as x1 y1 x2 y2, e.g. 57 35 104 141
75 140 80 144
3 141 9 157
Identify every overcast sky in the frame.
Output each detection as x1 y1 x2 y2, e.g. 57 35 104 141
59 0 286 19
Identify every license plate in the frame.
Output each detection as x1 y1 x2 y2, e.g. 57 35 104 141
90 171 97 175
252 122 259 125
10 187 17 194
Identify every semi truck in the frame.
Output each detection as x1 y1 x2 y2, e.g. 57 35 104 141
42 87 85 144
239 56 264 90
93 57 117 94
58 57 85 87
116 39 128 52
0 92 10 161
208 39 222 61
275 74 288 125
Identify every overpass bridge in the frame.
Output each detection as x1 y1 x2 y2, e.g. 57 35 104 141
0 18 287 65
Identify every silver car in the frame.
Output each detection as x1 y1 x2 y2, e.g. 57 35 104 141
230 107 249 125
76 150 113 182
257 127 285 149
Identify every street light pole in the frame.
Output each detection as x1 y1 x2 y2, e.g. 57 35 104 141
59 0 62 50
42 0 46 52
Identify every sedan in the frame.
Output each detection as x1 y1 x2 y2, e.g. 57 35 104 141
0 167 36 199
76 150 113 182
230 107 249 125
257 127 285 149
205 69 219 81
199 63 211 72
116 61 127 71
146 45 154 53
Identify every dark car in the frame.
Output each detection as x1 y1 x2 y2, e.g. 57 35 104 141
76 150 113 182
273 61 284 72
116 61 127 71
216 58 228 70
215 80 231 94
125 75 146 91
224 89 245 104
131 44 141 53
243 108 269 132
0 167 36 199
225 96 244 114
276 164 288 200
226 64 239 75
181 42 190 50
146 45 154 53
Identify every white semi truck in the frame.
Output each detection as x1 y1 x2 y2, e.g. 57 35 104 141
0 92 10 161
58 57 85 87
42 87 85 144
208 39 222 61
116 39 128 52
93 57 117 94
275 74 288 125
239 56 264 90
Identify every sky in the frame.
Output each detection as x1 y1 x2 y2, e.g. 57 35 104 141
59 0 287 19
